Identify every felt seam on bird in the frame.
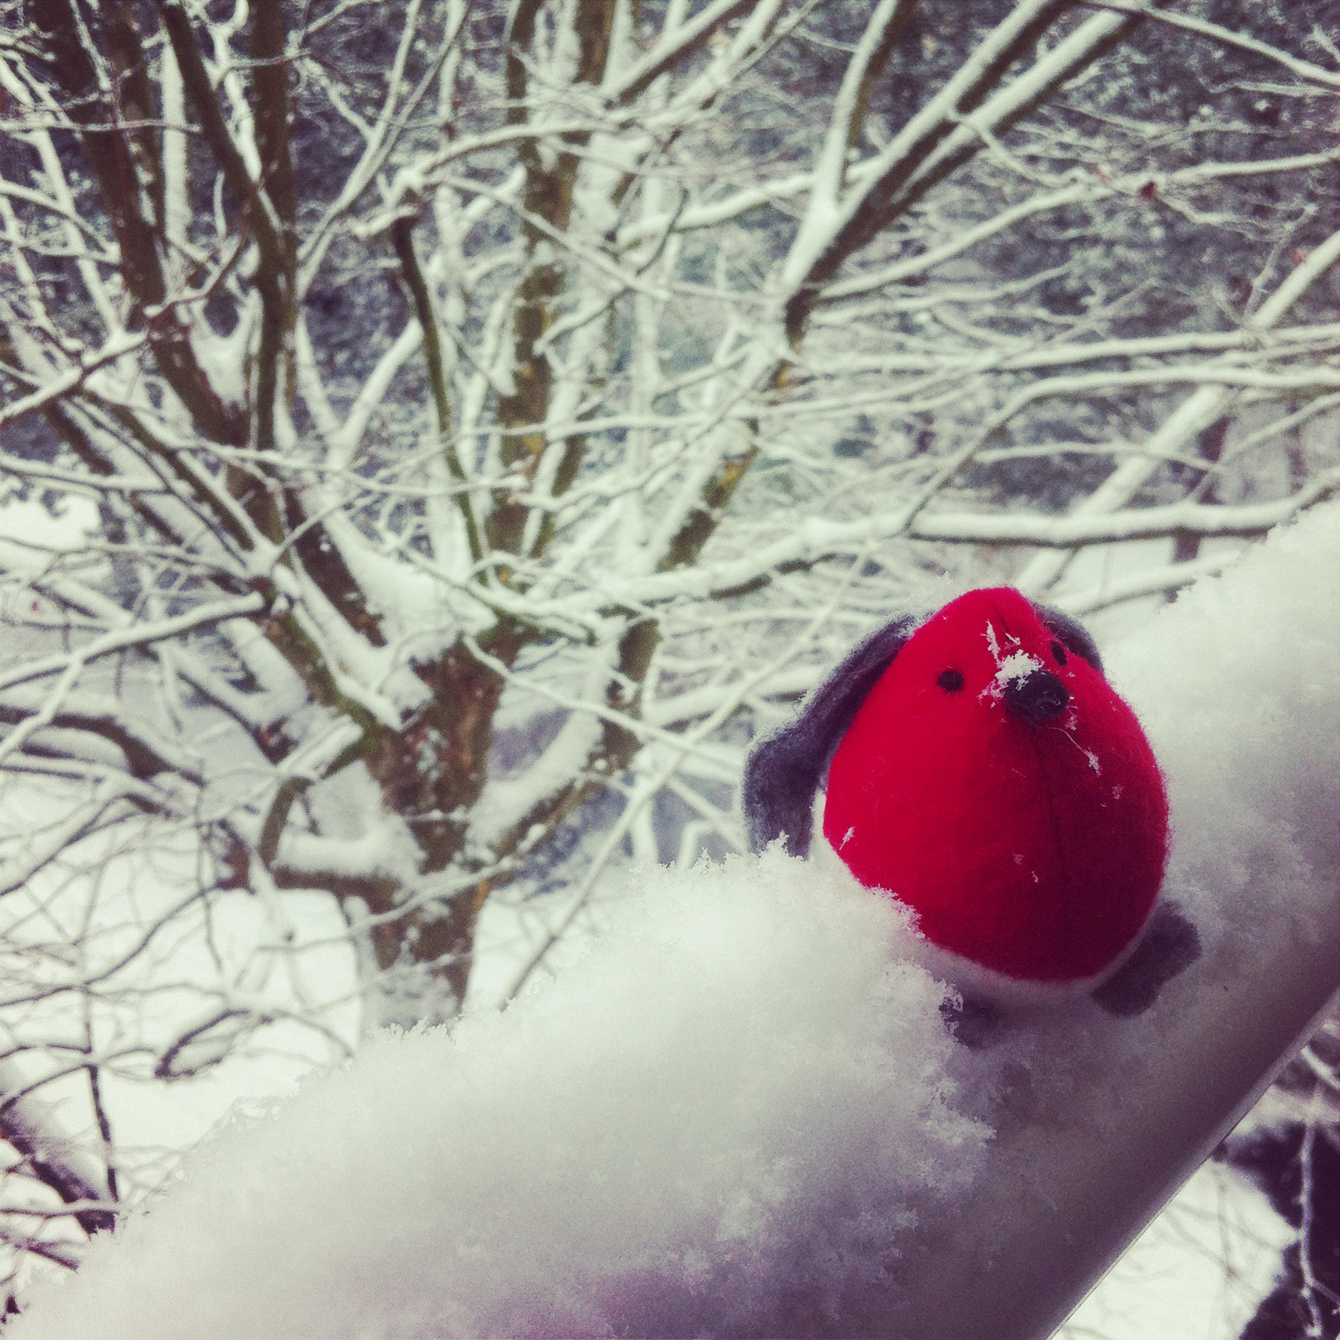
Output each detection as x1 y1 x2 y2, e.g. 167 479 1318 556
743 587 1198 1017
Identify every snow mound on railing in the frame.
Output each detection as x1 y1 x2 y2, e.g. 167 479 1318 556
13 849 983 1340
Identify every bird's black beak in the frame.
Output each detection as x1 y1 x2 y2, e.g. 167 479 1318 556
1004 669 1069 724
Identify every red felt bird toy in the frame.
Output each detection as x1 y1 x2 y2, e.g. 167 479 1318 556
744 588 1197 1017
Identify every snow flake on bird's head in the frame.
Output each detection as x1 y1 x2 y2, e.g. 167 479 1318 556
983 621 1036 669
979 622 1042 701
995 650 1042 686
982 620 1010 663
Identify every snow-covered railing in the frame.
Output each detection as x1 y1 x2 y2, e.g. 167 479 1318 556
9 508 1337 1339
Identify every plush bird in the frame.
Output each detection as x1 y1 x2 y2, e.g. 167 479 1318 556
744 587 1197 1015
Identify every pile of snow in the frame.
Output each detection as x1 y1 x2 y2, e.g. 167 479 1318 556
13 855 986 1339
10 503 1339 1340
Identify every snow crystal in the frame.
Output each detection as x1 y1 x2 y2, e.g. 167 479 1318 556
980 616 1019 664
979 620 1042 698
993 649 1041 684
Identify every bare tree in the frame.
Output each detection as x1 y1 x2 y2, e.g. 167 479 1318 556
0 0 1336 1298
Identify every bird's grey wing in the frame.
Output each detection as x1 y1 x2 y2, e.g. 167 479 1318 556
742 615 916 857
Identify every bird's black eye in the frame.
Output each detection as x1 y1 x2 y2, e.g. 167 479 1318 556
938 669 964 692
1051 640 1067 666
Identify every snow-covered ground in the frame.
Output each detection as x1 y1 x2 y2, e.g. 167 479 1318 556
7 503 1338 1338
1060 1159 1293 1340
